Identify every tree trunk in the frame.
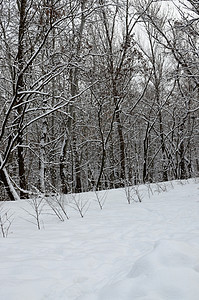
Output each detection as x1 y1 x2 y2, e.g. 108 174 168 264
96 147 106 190
0 155 20 201
115 106 126 184
39 118 47 193
15 0 28 198
17 131 28 198
60 133 68 194
59 1 86 193
159 110 168 182
143 122 150 183
73 133 82 193
178 124 186 179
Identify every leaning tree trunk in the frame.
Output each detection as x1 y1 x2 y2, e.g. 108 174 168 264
0 155 20 201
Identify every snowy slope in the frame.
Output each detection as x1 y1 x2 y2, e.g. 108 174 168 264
0 179 199 300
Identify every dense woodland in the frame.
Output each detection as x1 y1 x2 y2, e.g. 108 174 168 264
0 0 198 200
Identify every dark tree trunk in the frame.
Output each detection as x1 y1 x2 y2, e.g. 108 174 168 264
17 131 28 198
179 140 186 179
158 107 168 182
60 134 68 194
0 169 15 201
73 134 82 193
143 122 150 183
96 147 106 190
15 0 28 198
115 107 126 184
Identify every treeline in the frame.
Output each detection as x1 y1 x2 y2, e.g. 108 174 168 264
0 0 198 200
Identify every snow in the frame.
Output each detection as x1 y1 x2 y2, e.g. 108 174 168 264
0 179 199 300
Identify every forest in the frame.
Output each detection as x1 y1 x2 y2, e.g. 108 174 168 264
0 0 198 200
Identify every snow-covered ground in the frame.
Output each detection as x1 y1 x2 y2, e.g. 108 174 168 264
0 179 199 300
